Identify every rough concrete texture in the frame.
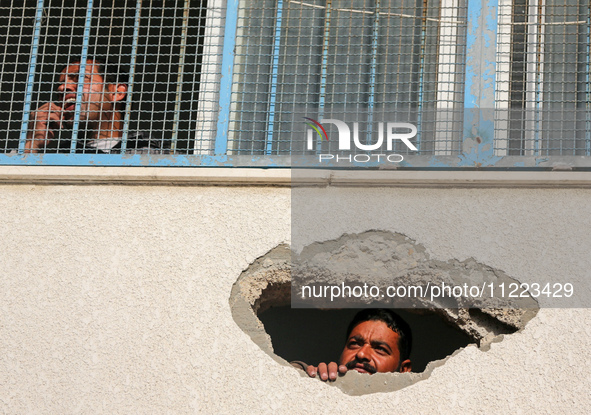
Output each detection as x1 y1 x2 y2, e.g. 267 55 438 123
230 235 537 394
294 230 538 311
1 185 590 413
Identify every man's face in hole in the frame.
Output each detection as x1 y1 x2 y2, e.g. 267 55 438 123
338 320 412 374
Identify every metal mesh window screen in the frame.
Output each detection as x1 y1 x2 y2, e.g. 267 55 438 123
2 0 589 165
229 0 467 156
0 0 221 155
495 0 591 156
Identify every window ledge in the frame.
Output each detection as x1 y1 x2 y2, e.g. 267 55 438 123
1 166 591 187
0 166 291 186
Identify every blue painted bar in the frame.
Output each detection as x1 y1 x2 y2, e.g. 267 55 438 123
71 0 94 153
214 0 240 155
18 0 45 154
366 0 380 146
460 0 499 167
464 0 498 108
585 9 591 156
0 153 283 167
533 6 545 156
317 0 331 153
534 57 541 156
463 2 476 110
2 152 589 169
265 0 284 155
122 0 143 153
415 3 427 153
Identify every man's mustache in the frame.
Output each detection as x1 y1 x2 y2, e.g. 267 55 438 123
345 359 377 374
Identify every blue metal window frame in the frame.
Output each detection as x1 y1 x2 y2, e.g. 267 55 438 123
2 0 591 169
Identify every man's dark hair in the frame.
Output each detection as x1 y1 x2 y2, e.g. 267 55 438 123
346 309 412 362
61 57 130 86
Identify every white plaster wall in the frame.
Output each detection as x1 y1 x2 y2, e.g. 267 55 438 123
0 184 590 414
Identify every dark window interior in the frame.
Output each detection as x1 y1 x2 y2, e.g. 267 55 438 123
258 306 476 373
0 0 207 153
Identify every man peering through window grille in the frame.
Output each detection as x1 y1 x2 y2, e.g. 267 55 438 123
24 57 167 154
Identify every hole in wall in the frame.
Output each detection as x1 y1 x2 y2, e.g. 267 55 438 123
230 233 539 395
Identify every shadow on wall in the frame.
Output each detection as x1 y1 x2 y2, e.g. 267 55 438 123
258 306 475 373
